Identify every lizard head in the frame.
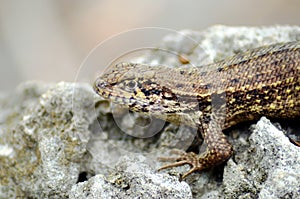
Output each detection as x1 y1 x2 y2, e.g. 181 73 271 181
94 62 203 125
94 62 181 112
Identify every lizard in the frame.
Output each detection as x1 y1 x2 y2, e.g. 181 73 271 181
93 41 300 179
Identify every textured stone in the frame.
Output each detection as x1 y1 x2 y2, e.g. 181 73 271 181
69 155 192 199
0 82 95 198
223 117 300 198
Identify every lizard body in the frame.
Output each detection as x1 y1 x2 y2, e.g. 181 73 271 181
94 41 300 179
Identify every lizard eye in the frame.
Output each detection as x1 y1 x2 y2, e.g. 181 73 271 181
124 80 137 91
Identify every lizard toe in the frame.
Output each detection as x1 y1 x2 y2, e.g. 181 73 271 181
158 151 203 179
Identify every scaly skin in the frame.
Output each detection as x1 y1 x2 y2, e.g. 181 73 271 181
94 41 300 179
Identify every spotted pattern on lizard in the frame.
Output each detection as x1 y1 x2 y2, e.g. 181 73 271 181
94 41 300 179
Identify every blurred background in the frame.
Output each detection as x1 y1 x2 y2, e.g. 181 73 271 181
0 0 300 92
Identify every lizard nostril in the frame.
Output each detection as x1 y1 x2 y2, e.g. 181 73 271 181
94 78 108 91
99 81 108 88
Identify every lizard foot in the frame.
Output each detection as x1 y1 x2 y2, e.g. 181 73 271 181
158 149 203 179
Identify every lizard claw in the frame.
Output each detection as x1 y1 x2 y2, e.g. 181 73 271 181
158 150 203 179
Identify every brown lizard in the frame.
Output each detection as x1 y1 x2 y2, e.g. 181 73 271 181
93 41 300 179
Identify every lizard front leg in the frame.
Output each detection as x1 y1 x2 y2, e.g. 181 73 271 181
158 105 233 179
158 125 233 179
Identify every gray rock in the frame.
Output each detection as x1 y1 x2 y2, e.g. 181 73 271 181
141 25 300 68
223 117 300 198
1 26 300 198
0 82 96 198
69 155 192 199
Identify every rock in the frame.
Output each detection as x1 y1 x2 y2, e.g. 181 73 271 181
0 82 96 198
1 26 300 198
69 155 192 199
142 25 300 68
223 117 300 198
